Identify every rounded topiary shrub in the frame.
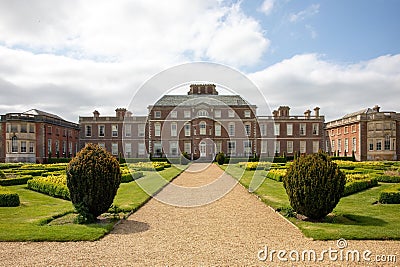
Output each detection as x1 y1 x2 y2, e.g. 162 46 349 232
215 152 225 165
66 143 121 223
282 152 346 220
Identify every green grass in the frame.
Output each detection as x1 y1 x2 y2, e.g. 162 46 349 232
221 164 400 240
0 166 184 241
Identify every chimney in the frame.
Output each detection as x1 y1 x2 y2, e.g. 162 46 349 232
372 105 380 112
115 108 127 119
314 107 320 117
278 106 290 117
304 109 311 119
272 110 278 118
126 111 133 117
93 110 100 118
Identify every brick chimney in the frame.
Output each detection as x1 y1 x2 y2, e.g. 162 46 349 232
372 105 380 112
304 109 311 119
314 107 320 117
115 108 127 119
272 110 279 118
188 84 218 95
278 106 290 117
93 110 100 118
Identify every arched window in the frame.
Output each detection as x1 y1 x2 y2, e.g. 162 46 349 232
197 110 209 117
199 121 206 135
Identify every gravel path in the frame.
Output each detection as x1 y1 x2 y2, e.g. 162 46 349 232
0 163 399 266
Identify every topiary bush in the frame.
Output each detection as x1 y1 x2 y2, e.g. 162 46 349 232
283 152 346 220
215 152 225 165
66 143 121 223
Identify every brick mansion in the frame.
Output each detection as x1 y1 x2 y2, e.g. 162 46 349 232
1 84 399 163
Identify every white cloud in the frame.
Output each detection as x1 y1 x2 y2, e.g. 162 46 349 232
289 4 320 22
259 0 275 16
249 54 400 120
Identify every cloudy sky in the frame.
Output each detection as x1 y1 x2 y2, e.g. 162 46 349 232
0 0 399 122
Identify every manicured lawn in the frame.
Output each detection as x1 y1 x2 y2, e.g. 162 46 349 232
221 164 400 240
0 166 184 241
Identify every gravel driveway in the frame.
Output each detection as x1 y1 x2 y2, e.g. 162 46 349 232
0 163 398 266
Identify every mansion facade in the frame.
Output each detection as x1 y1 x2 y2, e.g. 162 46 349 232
1 84 399 162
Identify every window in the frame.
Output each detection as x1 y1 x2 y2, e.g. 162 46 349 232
154 111 161 118
368 123 374 131
98 125 105 137
352 137 357 152
228 110 235 118
29 142 34 153
171 123 177 136
214 110 221 118
197 110 208 117
351 125 356 132
55 140 59 153
112 125 118 137
48 139 52 153
85 125 92 137
215 142 222 154
300 124 306 136
138 143 145 156
369 141 374 151
29 124 35 133
244 141 252 156
275 141 280 154
384 136 391 150
138 124 145 137
313 141 319 153
112 143 118 155
227 141 236 155
332 140 335 151
125 124 131 137
199 121 206 135
287 124 293 136
344 126 349 134
312 124 319 135
244 110 251 118
153 142 162 155
261 140 268 154
20 124 27 133
47 126 52 134
228 122 235 136
124 143 132 157
21 141 26 153
184 110 191 118
170 110 177 118
11 124 18 133
338 139 342 152
184 142 191 154
376 139 382 151
69 142 72 155
98 143 105 149
344 138 349 152
287 141 293 154
184 123 191 136
169 141 178 156
154 123 161 137
62 141 66 154
376 123 382 131
245 123 251 136
331 129 335 136
55 128 60 136
274 123 280 136
12 136 18 153
300 141 306 154
63 129 67 137
384 122 391 130
215 123 221 136
260 124 267 136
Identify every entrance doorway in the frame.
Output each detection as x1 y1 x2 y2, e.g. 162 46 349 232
199 141 206 158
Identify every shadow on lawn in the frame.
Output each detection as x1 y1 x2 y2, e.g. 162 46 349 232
327 214 387 226
110 219 150 235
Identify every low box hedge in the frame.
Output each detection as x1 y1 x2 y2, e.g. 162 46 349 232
373 174 400 183
0 187 20 207
0 175 33 186
27 176 70 200
121 171 144 183
343 178 378 196
379 186 400 204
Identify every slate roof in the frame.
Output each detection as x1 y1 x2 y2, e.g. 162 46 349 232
152 95 254 107
23 109 64 120
342 108 372 119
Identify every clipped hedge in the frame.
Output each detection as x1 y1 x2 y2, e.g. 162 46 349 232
0 175 33 186
0 187 20 207
27 175 70 200
374 174 400 183
266 169 286 182
379 186 400 204
121 171 144 183
14 169 45 177
343 178 378 196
